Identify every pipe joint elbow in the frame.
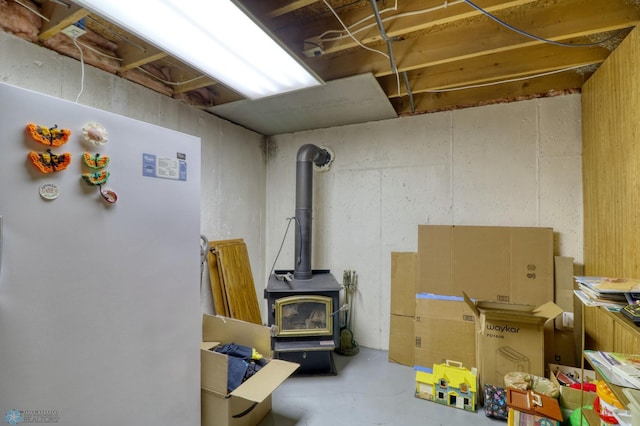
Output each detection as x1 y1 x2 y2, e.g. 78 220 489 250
297 144 331 168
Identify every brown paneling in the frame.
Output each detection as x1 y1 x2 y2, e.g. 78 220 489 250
583 306 614 351
208 239 262 325
613 316 640 354
207 249 229 317
583 305 640 353
582 26 640 277
216 241 262 324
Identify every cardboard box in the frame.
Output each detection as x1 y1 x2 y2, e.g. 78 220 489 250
389 314 414 366
548 363 597 411
414 294 476 370
417 225 553 305
390 252 417 317
201 314 299 426
543 325 578 378
554 256 576 330
463 293 562 388
550 329 577 367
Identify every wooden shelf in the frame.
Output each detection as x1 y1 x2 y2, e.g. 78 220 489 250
579 300 640 424
582 304 640 354
583 355 630 406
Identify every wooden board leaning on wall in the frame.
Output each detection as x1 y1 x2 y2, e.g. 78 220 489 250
207 239 262 325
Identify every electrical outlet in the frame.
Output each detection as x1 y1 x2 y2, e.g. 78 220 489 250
303 36 323 58
61 24 86 39
303 46 324 58
562 312 574 329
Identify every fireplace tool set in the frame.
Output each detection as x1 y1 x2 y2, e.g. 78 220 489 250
336 270 360 356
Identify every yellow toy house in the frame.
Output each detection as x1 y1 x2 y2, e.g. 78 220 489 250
415 360 477 411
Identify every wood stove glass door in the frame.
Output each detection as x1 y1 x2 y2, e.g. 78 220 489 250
275 295 333 337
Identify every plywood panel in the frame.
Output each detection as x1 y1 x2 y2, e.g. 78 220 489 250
211 239 262 325
207 249 229 317
582 26 640 277
613 319 640 354
583 306 613 351
582 301 640 354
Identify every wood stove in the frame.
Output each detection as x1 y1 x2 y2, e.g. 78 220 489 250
265 270 340 374
265 144 341 374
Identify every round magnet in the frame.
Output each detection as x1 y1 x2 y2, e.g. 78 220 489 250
39 183 60 200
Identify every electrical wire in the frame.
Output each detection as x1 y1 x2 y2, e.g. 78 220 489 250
84 15 147 53
267 217 298 279
135 66 207 86
71 36 85 103
462 0 626 48
13 0 50 21
48 0 70 7
321 0 389 60
318 0 463 43
425 63 594 93
315 0 397 40
321 0 401 95
318 0 621 49
343 0 398 31
77 40 123 61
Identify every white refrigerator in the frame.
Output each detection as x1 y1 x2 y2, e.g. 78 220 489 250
0 82 201 426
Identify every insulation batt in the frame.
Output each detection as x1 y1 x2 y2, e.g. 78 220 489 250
121 68 173 97
78 28 118 52
43 32 120 74
0 1 219 106
0 0 41 42
174 86 222 108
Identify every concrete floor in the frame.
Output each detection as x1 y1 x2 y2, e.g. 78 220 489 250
258 347 505 426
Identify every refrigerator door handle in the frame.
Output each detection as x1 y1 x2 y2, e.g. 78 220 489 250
0 216 3 278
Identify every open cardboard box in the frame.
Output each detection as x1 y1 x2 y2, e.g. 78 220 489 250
463 292 562 388
414 294 476 370
201 314 300 426
548 363 597 411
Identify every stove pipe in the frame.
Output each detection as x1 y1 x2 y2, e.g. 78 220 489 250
294 144 332 280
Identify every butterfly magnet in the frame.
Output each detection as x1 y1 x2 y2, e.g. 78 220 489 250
26 123 71 147
28 149 72 173
82 152 110 170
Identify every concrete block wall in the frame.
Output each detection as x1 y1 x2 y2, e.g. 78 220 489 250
266 95 583 349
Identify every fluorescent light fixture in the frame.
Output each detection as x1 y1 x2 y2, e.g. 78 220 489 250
73 0 323 99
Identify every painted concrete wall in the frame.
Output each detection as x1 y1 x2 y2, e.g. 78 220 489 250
266 95 583 350
0 31 267 312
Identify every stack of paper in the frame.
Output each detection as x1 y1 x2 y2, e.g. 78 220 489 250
573 276 640 311
584 350 640 390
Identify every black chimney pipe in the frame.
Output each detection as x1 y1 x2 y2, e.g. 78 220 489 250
294 144 332 280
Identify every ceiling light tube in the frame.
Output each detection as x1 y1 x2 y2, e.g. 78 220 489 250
73 0 323 99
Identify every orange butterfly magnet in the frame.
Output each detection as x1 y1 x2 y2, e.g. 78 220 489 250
28 149 72 173
26 123 71 146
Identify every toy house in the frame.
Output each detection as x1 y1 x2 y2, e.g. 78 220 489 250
415 360 477 411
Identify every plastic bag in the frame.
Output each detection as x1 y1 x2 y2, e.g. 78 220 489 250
503 371 560 398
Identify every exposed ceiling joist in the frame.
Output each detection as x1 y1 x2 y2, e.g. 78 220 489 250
38 2 88 41
2 0 638 134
